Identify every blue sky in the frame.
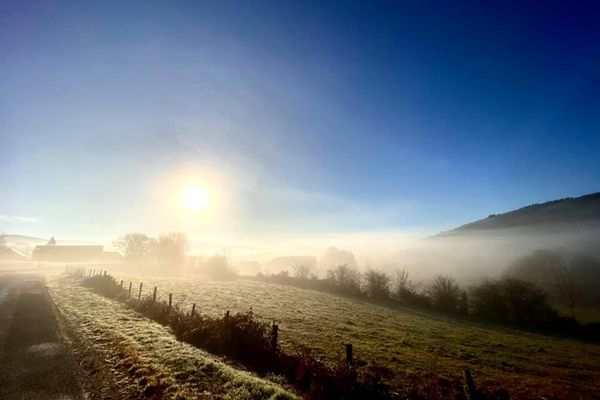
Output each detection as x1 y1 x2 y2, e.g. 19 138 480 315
1 0 599 246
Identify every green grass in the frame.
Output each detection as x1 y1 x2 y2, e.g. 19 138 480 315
48 276 297 400
553 304 600 324
112 274 600 399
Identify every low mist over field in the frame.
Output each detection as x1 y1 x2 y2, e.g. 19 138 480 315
2 1 600 399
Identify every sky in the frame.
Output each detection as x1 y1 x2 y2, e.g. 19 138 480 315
1 1 599 254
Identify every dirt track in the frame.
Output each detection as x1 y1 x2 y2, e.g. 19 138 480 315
0 273 83 400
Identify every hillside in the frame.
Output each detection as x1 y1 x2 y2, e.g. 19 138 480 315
105 272 600 398
0 234 48 257
436 192 600 237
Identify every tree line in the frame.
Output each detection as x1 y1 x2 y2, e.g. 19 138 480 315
113 232 599 339
113 232 189 268
257 251 600 340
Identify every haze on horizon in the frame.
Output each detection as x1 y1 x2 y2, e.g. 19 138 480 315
2 1 599 261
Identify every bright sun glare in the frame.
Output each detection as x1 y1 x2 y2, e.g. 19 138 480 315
181 186 209 212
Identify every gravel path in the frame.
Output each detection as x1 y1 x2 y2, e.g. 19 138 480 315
0 273 84 400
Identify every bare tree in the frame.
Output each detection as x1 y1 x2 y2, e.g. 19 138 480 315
155 232 189 268
292 263 312 279
113 233 155 262
392 269 414 300
429 275 463 313
554 265 579 319
319 247 357 269
327 264 362 295
363 269 391 300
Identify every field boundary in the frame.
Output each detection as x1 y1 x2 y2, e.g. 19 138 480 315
65 267 421 399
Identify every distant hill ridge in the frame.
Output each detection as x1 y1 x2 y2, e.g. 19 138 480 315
436 192 600 237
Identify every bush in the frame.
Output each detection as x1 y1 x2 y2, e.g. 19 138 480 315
429 275 464 314
363 269 391 300
326 265 363 296
81 274 128 299
392 270 430 308
470 278 559 327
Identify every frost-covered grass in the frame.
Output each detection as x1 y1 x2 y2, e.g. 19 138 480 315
113 274 600 399
49 276 297 400
76 273 397 399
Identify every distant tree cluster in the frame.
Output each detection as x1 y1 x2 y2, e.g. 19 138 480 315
199 255 237 280
326 264 363 296
257 251 600 338
505 249 600 317
114 232 189 269
469 278 557 325
319 247 357 270
429 275 467 314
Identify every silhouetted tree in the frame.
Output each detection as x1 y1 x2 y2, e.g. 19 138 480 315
568 254 600 306
326 264 362 296
113 233 155 262
458 290 469 315
470 277 557 326
363 269 391 300
392 269 415 302
504 249 564 288
391 269 430 308
292 263 312 279
554 264 579 319
155 232 189 268
429 275 462 313
469 279 507 322
319 247 357 270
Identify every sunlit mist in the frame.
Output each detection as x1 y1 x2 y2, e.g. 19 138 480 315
2 2 600 399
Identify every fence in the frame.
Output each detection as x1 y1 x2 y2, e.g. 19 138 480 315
64 265 484 399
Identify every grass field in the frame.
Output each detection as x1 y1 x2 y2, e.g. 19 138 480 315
554 304 600 324
109 273 600 399
48 275 297 400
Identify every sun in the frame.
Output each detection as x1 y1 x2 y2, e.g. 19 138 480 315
181 186 209 212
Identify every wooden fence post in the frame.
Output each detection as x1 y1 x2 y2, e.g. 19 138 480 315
138 282 143 300
225 310 230 320
463 368 478 400
153 287 157 302
191 303 196 317
168 293 173 311
346 343 353 367
120 280 123 288
271 323 278 351
104 270 107 276
128 281 132 298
